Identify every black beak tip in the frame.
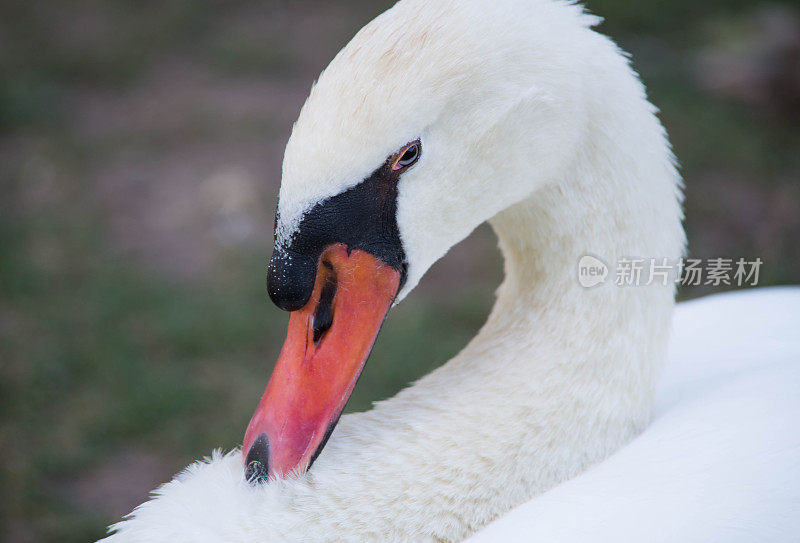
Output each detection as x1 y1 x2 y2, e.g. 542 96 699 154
267 250 317 312
244 433 270 485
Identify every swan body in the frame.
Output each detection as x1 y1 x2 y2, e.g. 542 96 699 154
470 287 800 542
102 0 798 541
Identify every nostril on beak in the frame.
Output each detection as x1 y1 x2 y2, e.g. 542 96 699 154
312 264 337 344
244 433 270 484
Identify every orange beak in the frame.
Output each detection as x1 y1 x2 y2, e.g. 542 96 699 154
242 243 401 481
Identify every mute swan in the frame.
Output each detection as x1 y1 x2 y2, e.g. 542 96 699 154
102 0 800 541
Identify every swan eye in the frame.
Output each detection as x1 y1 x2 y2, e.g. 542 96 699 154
392 141 421 171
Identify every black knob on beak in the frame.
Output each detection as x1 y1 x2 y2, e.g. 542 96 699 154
244 433 270 484
267 249 317 312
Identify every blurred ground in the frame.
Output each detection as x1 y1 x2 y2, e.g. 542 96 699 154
1 1 798 541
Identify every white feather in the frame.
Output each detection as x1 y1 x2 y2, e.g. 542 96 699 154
469 287 800 542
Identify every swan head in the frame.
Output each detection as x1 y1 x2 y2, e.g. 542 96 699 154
244 0 605 481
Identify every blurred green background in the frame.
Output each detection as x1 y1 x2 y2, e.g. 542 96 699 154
1 1 798 541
